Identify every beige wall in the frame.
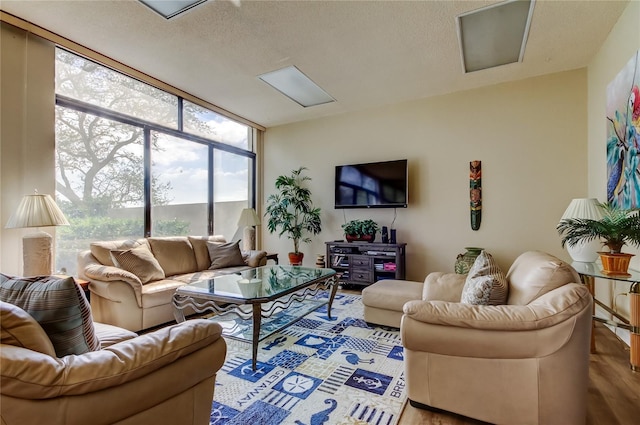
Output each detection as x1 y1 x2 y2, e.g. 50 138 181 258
263 70 588 280
0 23 56 276
587 0 639 333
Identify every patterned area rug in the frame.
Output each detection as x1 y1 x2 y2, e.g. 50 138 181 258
209 293 407 425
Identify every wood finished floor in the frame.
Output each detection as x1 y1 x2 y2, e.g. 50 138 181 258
340 288 640 425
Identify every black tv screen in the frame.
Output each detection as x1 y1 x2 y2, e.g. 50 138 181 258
335 159 408 209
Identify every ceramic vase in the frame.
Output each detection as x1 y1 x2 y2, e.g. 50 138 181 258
455 247 483 274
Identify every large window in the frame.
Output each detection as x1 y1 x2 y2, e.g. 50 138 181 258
55 49 256 274
151 133 208 236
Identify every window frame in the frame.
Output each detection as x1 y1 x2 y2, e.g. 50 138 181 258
55 69 257 238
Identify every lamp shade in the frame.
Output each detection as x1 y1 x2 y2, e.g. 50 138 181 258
5 193 69 229
560 198 604 221
559 198 604 263
237 208 260 227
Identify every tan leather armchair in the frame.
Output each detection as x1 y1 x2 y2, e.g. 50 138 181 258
401 251 593 425
0 301 227 425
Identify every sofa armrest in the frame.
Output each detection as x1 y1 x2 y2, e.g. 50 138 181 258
401 283 592 358
79 251 143 306
244 250 267 267
422 271 467 302
407 283 590 331
0 319 226 399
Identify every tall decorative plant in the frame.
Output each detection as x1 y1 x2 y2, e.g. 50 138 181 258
265 167 322 265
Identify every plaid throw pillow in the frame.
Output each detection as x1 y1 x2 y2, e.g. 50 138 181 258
0 274 100 357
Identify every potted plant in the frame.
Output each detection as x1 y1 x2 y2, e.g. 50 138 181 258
265 167 322 265
557 202 640 275
342 219 379 243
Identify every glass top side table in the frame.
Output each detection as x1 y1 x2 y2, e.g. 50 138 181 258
571 261 640 371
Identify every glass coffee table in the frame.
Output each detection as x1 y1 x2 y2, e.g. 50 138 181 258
172 265 338 370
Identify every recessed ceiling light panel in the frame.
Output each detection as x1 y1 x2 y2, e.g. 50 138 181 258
457 0 535 73
258 66 335 108
139 0 208 19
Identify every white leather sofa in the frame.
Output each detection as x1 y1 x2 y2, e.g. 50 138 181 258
78 235 267 332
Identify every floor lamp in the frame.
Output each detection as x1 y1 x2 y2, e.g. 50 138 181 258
5 191 69 276
237 208 260 252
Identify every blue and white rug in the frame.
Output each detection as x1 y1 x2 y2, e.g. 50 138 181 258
209 293 407 425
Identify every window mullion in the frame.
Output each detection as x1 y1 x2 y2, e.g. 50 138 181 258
208 146 215 236
144 127 152 237
178 97 183 132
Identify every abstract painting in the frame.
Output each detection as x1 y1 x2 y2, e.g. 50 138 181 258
607 50 640 209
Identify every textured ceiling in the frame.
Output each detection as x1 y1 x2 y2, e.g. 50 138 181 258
0 0 630 128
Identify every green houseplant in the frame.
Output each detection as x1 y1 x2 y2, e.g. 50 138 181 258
342 219 379 243
557 202 640 274
265 167 322 265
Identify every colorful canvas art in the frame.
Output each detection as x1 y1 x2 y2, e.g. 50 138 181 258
607 50 640 208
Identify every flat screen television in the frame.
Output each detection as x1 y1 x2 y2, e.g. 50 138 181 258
335 159 408 209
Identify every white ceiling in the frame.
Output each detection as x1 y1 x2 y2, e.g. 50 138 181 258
0 0 630 128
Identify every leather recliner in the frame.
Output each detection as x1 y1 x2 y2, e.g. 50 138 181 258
0 301 226 425
400 251 593 425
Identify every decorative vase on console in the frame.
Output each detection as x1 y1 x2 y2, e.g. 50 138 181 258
454 247 483 274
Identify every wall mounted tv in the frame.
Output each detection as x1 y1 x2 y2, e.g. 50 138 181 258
335 159 408 209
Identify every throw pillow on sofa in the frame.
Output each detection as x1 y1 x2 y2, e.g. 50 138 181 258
207 240 245 269
147 237 198 277
0 274 100 357
188 235 228 270
110 244 165 284
90 239 144 267
460 250 508 305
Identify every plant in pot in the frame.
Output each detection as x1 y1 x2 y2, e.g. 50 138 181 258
342 219 379 243
557 202 640 275
265 167 322 265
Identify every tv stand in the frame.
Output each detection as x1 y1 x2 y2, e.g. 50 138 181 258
325 241 406 288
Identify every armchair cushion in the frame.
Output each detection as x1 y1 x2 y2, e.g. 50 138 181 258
460 250 508 305
207 240 245 269
110 244 165 284
0 275 100 357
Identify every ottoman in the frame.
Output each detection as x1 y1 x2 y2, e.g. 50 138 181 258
361 279 423 328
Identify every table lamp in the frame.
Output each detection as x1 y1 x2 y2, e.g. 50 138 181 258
237 208 260 251
559 198 604 262
5 191 69 276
